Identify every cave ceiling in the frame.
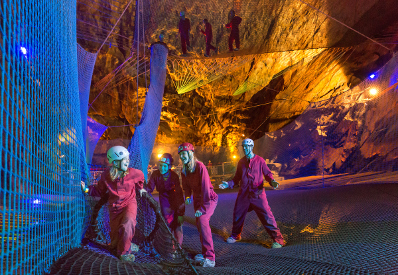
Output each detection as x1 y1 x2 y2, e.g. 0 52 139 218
77 0 398 151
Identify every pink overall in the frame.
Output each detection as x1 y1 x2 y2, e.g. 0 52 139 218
227 155 284 245
182 161 218 261
147 170 185 246
88 167 144 256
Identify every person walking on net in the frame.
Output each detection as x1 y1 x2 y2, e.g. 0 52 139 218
225 10 242 52
179 142 218 267
178 11 191 56
81 146 147 262
146 153 185 247
218 138 284 248
201 19 217 57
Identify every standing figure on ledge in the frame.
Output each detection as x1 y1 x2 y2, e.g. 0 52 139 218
81 146 147 262
225 10 242 52
146 153 185 247
179 142 218 267
178 11 191 56
201 19 217 57
218 138 284 248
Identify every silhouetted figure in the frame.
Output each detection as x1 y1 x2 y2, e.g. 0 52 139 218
178 11 191 56
201 19 217 57
225 10 242 51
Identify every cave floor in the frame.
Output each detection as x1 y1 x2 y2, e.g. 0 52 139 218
50 171 398 274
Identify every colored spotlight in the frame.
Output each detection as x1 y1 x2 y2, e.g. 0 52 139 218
157 154 162 158
20 47 27 55
233 155 237 159
369 74 375 79
369 88 378 95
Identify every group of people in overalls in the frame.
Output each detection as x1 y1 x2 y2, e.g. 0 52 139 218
81 139 283 268
178 10 242 57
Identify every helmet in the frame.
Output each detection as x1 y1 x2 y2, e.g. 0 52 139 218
180 11 185 17
159 153 173 166
178 142 194 154
107 146 129 164
242 138 254 146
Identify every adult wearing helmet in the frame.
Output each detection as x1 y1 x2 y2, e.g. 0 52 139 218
225 10 242 51
178 143 218 268
178 11 191 56
146 153 185 246
81 146 147 262
219 138 284 248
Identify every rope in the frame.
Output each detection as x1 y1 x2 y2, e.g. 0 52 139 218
97 0 134 53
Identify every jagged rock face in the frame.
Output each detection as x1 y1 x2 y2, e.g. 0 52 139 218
78 0 398 157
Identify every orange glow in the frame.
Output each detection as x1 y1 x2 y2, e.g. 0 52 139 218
157 154 162 158
369 88 378 95
233 155 237 159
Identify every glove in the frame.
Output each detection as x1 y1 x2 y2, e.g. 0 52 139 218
218 182 229 189
81 181 89 193
270 180 279 189
139 189 147 197
195 210 203 217
177 216 184 225
185 197 192 205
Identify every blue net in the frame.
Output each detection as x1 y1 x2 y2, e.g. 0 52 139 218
1 0 89 274
128 43 169 180
77 44 98 160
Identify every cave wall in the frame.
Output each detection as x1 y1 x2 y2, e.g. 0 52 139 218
78 0 398 152
255 56 398 178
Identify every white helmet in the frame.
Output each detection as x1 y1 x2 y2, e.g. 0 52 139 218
242 138 254 146
107 146 129 164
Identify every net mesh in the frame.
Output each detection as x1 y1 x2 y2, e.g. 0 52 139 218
2 0 398 274
77 44 98 158
1 0 89 274
127 43 169 180
75 45 398 275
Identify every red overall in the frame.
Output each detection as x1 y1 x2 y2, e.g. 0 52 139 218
88 167 144 256
147 170 185 246
201 22 216 56
182 161 218 261
226 16 242 51
227 155 284 245
178 18 191 54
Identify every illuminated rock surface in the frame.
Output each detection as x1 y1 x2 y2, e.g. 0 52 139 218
77 0 398 160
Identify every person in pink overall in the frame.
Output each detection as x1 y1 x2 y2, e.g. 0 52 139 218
219 139 284 248
81 146 147 262
225 10 242 51
178 142 218 268
146 153 185 247
200 19 217 57
178 11 191 56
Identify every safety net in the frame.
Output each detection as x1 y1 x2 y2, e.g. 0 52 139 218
1 0 90 274
3 0 398 273
71 45 398 275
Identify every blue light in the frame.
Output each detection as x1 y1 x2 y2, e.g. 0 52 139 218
33 199 41 204
369 74 376 79
20 47 27 55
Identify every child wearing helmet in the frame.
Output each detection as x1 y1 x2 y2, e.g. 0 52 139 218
178 143 218 268
219 138 284 248
81 146 147 262
146 153 185 246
